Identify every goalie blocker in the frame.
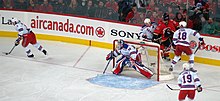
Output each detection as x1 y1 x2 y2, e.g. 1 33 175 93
106 39 154 79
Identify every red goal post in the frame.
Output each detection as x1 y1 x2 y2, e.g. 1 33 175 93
112 39 173 81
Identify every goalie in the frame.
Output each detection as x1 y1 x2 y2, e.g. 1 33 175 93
106 39 154 79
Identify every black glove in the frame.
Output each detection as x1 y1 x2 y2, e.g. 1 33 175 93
14 40 20 46
14 37 22 46
164 28 173 38
199 38 205 45
197 85 203 92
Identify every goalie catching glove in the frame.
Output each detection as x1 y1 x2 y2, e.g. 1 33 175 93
197 85 203 92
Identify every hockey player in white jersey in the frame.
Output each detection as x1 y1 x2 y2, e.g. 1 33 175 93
106 39 154 79
9 17 47 57
178 63 202 101
170 21 205 72
139 18 157 41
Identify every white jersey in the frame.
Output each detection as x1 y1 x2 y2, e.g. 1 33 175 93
178 70 201 90
14 22 31 36
173 28 201 46
140 23 157 40
114 43 137 61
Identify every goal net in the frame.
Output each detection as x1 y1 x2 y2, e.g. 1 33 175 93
112 39 174 81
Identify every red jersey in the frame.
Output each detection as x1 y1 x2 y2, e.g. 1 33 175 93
154 19 178 41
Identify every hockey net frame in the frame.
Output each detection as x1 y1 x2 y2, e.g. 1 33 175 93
112 39 173 81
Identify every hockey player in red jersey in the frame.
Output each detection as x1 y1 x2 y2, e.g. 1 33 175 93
178 63 202 101
106 39 154 79
153 12 179 61
9 18 47 58
170 21 205 72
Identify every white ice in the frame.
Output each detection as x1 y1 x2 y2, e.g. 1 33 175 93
0 37 220 101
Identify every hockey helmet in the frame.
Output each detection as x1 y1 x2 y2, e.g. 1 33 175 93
163 13 169 21
182 63 190 70
10 17 20 25
179 21 187 27
117 39 124 49
144 18 151 24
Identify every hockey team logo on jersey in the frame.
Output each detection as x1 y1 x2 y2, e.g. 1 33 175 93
189 40 197 49
95 27 105 38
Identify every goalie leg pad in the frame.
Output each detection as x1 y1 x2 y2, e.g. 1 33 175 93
112 56 128 75
131 62 153 79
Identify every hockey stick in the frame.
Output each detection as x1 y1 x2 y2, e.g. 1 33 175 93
194 43 201 54
2 45 16 55
103 58 112 74
166 84 180 91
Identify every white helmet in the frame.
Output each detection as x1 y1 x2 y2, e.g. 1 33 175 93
179 21 187 27
144 18 151 24
117 39 124 49
11 17 20 23
182 63 190 70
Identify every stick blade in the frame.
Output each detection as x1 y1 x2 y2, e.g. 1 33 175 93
2 52 9 55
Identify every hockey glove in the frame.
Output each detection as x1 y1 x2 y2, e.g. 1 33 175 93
15 37 21 46
106 51 114 61
199 38 205 45
164 28 173 38
142 33 147 39
197 85 203 92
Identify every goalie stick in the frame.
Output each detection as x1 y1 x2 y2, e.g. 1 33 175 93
166 84 180 91
103 58 112 74
2 45 16 55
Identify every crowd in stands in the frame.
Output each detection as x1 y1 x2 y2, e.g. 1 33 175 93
0 0 220 36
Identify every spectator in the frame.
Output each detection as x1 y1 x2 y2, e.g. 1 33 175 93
14 0 28 10
3 0 14 9
27 0 40 11
131 10 141 24
146 10 153 18
106 9 118 21
39 0 53 12
105 0 118 13
53 0 67 14
125 3 137 22
66 0 79 15
135 0 147 8
118 0 131 22
94 1 108 19
79 0 96 17
189 11 203 32
167 5 175 19
151 11 160 23
174 12 183 23
202 17 220 36
0 0 3 8
182 10 193 28
49 0 58 7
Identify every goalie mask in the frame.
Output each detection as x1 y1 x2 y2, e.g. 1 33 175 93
117 39 124 49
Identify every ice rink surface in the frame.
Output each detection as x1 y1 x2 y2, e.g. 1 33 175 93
0 37 220 101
